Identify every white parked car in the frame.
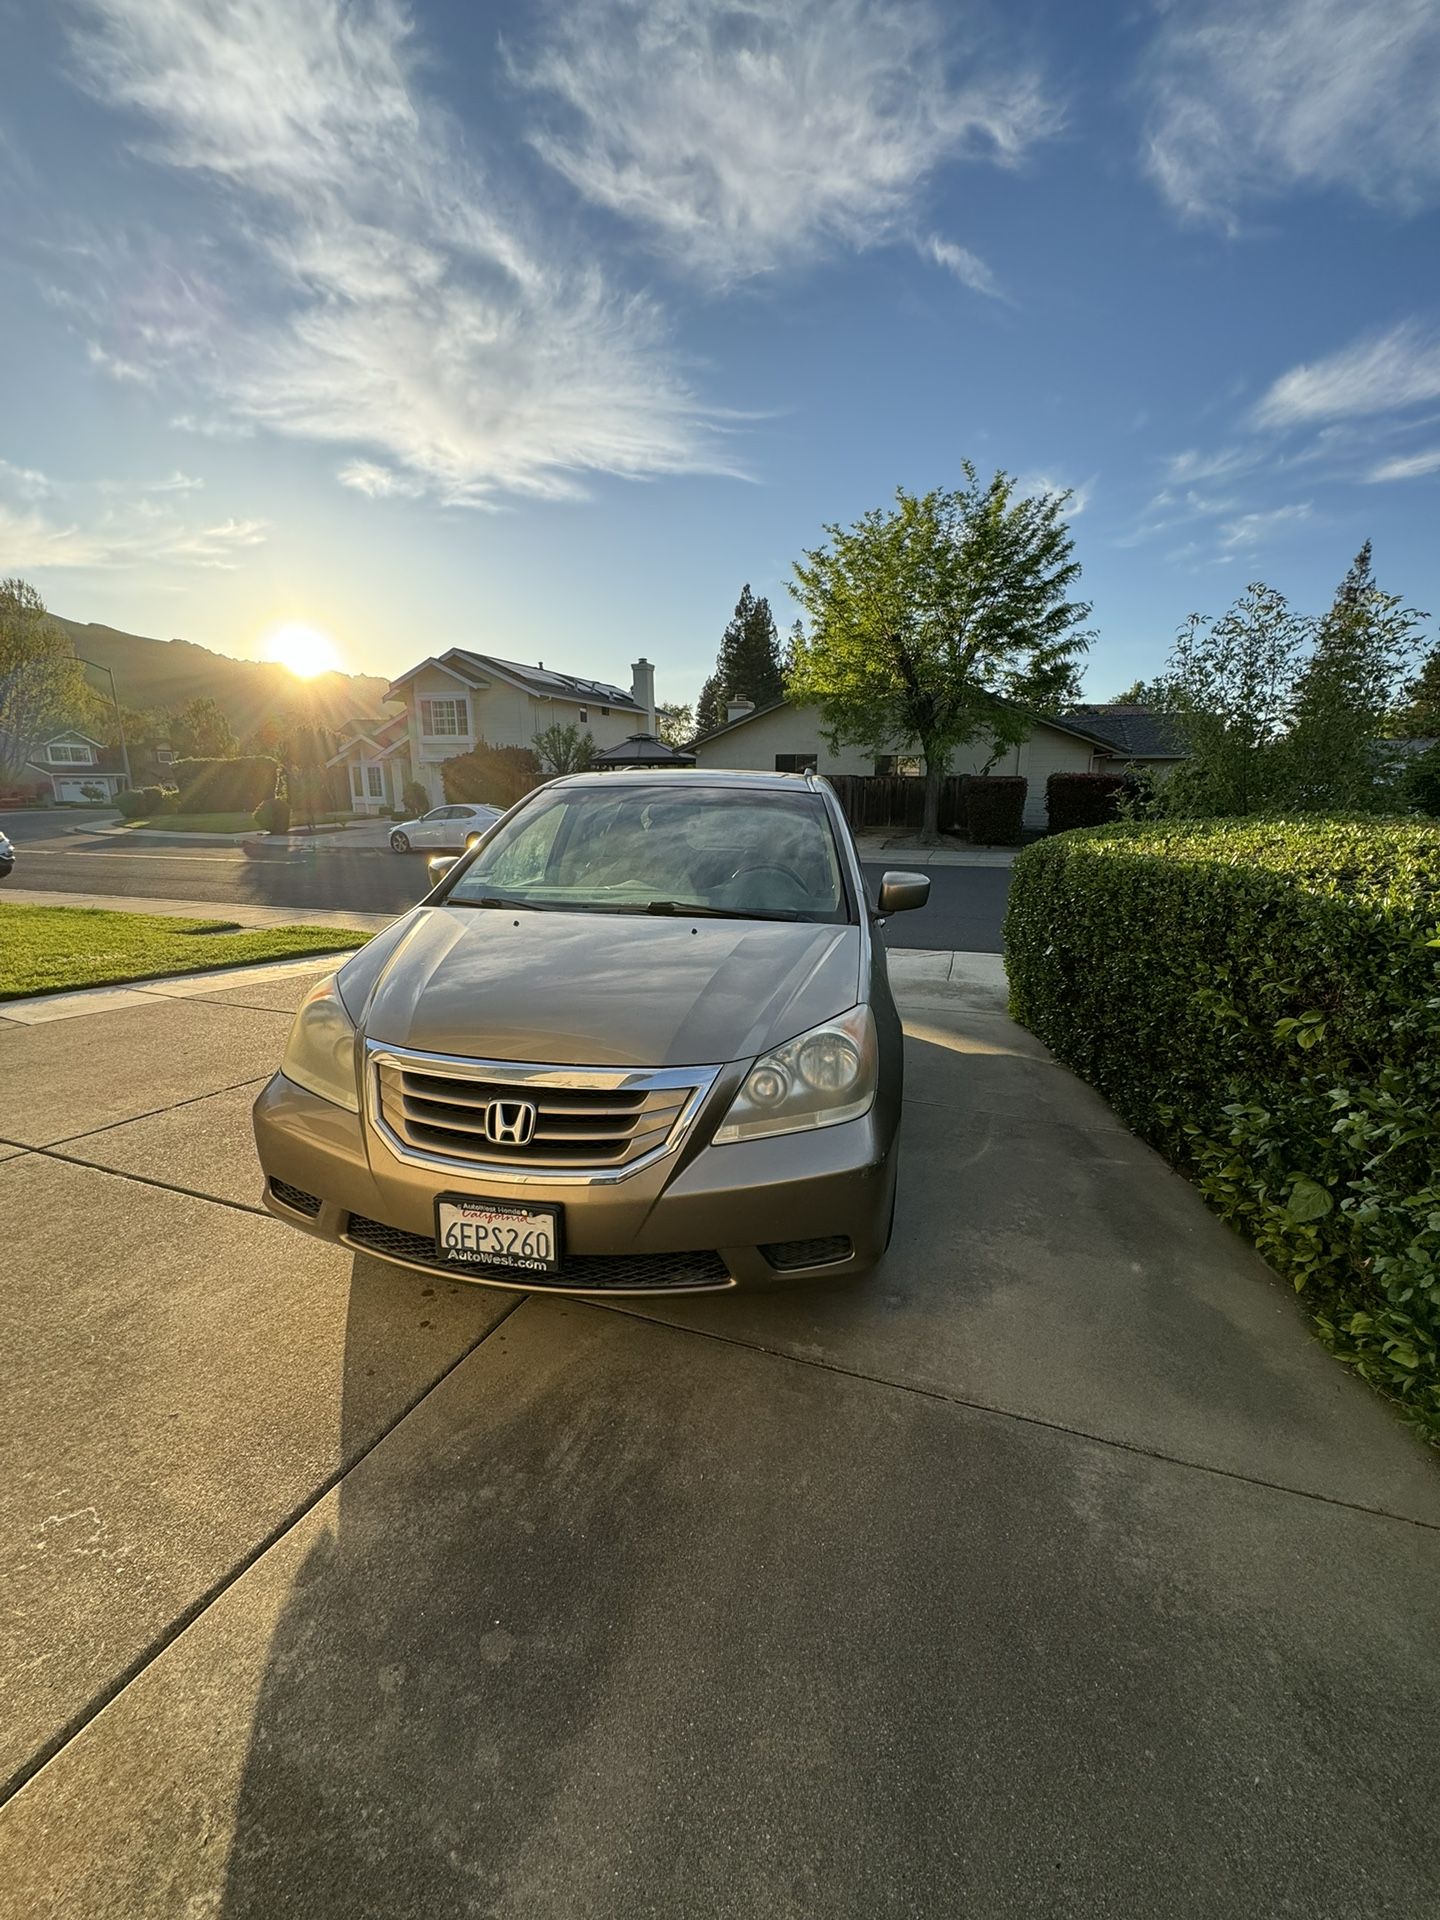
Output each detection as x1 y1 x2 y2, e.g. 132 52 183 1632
389 803 502 854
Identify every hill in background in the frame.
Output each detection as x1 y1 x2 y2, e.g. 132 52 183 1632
54 616 394 741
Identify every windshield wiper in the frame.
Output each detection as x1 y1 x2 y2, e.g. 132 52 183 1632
638 899 802 921
448 894 547 911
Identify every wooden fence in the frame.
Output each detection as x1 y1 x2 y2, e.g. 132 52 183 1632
827 773 969 833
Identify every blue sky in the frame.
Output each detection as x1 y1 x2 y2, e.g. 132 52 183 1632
1 0 1438 708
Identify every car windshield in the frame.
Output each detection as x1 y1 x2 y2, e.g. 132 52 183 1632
446 783 850 922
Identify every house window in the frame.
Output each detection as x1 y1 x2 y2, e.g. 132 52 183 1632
47 742 95 765
600 706 610 716
578 708 588 723
366 765 384 798
874 754 924 777
419 697 468 737
155 745 174 765
774 753 818 773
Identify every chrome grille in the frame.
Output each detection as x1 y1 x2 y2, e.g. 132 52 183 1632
368 1045 718 1180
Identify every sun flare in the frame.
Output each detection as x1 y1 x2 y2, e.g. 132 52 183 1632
263 622 341 679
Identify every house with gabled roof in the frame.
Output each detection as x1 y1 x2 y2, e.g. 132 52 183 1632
18 728 131 803
380 649 657 811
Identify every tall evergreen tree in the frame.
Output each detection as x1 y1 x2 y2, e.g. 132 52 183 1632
694 584 786 736
1278 542 1423 809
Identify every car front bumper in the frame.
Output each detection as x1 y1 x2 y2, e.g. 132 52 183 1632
253 1071 896 1295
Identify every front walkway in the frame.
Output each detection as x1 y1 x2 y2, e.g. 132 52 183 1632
1 956 1435 1916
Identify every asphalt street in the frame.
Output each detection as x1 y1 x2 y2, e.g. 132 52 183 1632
0 810 1011 951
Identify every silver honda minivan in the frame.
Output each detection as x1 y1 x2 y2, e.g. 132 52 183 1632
253 769 928 1295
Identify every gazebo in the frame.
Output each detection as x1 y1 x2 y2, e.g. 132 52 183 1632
589 733 696 769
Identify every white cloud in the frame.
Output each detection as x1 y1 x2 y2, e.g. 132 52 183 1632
517 0 1058 282
1253 322 1440 429
0 461 261 572
1162 445 1260 484
919 234 1002 299
1143 0 1440 225
337 459 428 500
1366 445 1440 482
0 500 265 572
1014 471 1094 517
63 0 732 506
1216 503 1313 551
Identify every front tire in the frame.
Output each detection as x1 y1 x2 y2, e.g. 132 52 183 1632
390 830 411 853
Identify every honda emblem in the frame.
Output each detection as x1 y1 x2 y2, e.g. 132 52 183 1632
485 1098 537 1147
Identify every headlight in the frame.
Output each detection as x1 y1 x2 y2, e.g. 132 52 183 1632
713 1005 877 1144
281 975 360 1112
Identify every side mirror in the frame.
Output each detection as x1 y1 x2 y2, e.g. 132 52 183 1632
877 870 929 915
427 854 458 883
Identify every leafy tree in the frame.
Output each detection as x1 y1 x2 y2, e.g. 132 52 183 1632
282 724 334 829
170 695 237 760
1151 583 1310 816
443 740 541 807
695 584 786 736
1010 653 1086 713
1276 542 1424 811
0 578 96 773
533 722 596 775
1393 638 1440 740
789 468 1092 841
656 701 693 747
1106 678 1158 704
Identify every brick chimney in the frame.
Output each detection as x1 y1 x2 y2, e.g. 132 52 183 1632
726 697 754 724
630 657 656 733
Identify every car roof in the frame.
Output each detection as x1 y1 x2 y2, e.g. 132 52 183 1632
549 768 821 794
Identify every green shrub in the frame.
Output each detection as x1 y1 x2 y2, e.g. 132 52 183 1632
1402 743 1440 819
1005 818 1440 1440
114 788 147 818
441 741 540 809
172 755 279 814
140 785 167 811
1045 771 1128 832
964 776 1026 845
401 781 430 818
253 795 291 833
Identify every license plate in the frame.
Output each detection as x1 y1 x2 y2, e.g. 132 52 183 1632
435 1195 563 1275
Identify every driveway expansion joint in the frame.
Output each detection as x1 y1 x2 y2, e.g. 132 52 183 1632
0 1294 527 1814
592 1301 1440 1535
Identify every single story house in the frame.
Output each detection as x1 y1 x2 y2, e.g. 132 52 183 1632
691 699 1126 830
1058 704 1187 776
336 650 660 812
20 730 131 803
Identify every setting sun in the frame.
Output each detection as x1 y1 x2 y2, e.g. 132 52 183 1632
263 622 341 679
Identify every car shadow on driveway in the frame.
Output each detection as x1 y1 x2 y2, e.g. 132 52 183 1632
203 1023 1440 1920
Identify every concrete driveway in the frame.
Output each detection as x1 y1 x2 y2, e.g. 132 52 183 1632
1 954 1436 1918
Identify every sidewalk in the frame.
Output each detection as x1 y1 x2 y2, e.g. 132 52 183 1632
2 885 396 933
854 831 1018 867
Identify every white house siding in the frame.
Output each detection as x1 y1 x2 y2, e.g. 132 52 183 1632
401 667 647 806
694 702 1099 829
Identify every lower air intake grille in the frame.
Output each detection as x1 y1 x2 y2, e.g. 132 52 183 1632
270 1178 322 1217
761 1235 853 1271
344 1214 732 1292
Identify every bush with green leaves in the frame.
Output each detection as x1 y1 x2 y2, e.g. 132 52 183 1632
172 754 279 814
402 781 430 818
252 794 291 834
114 788 147 818
1006 819 1440 1440
140 785 167 811
964 776 1026 844
1045 771 1128 832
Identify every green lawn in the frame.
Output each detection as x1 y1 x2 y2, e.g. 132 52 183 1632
122 812 258 833
0 904 369 999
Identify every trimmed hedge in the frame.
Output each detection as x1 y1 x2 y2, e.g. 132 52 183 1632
1046 771 1128 832
114 788 147 818
172 755 279 814
964 776 1027 845
253 795 291 833
442 741 541 809
1005 819 1440 1439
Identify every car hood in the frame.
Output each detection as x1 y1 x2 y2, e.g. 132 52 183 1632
343 906 862 1067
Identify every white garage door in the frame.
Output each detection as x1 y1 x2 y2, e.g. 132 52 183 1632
55 780 101 802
